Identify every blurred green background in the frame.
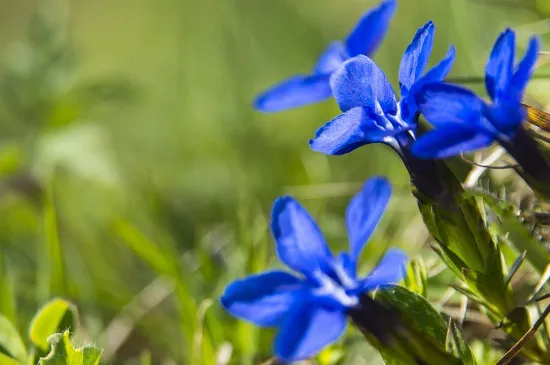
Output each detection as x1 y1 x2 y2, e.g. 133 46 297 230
0 0 549 364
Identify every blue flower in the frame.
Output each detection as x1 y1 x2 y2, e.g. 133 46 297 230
412 29 541 159
220 177 407 362
253 0 397 112
309 21 455 155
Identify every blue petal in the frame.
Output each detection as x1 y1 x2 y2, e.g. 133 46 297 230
399 21 435 95
344 0 397 57
271 197 333 275
338 252 356 278
401 46 456 121
510 36 540 103
361 248 407 291
253 73 332 112
221 270 304 327
485 102 525 136
485 29 515 100
412 125 494 159
417 83 486 128
330 55 397 113
418 45 456 86
346 177 391 262
314 42 349 74
309 107 400 155
275 303 347 361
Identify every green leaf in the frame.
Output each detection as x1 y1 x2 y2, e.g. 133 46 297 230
111 219 178 277
0 314 27 363
376 286 448 349
29 299 77 353
0 351 22 365
40 183 66 299
446 319 476 365
0 253 16 328
374 286 462 365
38 331 102 365
413 161 494 274
464 189 550 274
403 258 428 297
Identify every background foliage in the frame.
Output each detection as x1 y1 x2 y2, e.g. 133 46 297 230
1 0 550 364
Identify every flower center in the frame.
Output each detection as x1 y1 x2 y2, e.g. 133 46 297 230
311 263 359 308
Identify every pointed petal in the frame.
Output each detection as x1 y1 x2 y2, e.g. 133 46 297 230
345 0 397 57
330 55 397 112
253 74 332 112
309 108 406 155
221 271 304 326
314 42 349 74
361 249 407 291
346 177 391 261
309 107 400 155
419 45 456 85
510 36 540 103
412 125 494 159
485 29 515 100
401 46 456 121
275 303 347 361
271 197 333 275
417 83 486 128
399 21 435 94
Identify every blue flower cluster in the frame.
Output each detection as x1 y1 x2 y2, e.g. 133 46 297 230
254 1 541 164
221 0 546 361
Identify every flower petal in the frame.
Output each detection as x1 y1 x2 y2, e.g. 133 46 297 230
485 29 515 100
221 270 304 326
412 124 494 159
401 46 456 122
418 45 456 86
346 177 392 262
337 252 356 278
417 83 486 128
330 55 397 112
253 74 332 112
485 102 525 136
275 303 347 361
361 248 407 291
314 42 349 74
399 21 435 95
309 107 399 155
510 36 540 103
344 0 397 57
271 196 333 275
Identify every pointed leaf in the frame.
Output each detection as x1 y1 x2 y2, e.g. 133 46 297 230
0 352 21 365
375 286 462 365
446 319 477 365
38 331 102 365
375 286 448 348
0 314 27 363
29 299 77 353
403 257 428 297
505 251 526 286
465 189 550 274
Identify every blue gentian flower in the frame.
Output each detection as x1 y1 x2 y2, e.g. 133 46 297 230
254 0 397 112
309 21 455 155
220 177 407 362
412 29 541 159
